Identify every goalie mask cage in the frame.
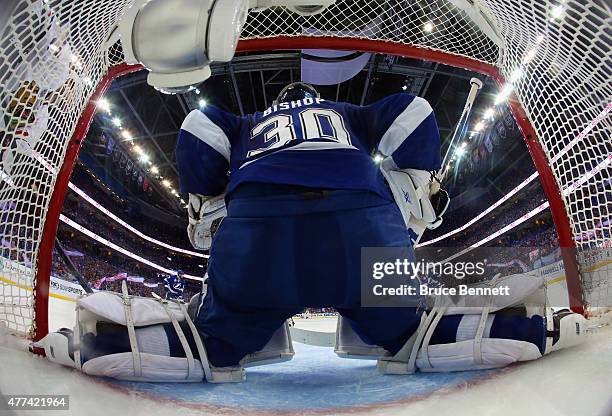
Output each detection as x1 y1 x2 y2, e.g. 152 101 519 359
0 0 610 341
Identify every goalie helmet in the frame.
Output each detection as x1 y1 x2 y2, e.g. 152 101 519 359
275 82 320 105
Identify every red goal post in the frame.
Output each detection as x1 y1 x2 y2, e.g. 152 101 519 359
0 0 609 343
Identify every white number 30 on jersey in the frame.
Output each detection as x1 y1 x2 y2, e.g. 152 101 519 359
248 108 351 157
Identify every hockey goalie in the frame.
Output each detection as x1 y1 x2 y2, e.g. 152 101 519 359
35 83 588 383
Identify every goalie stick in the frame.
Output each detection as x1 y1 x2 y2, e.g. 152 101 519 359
437 77 483 185
409 77 483 246
54 237 93 294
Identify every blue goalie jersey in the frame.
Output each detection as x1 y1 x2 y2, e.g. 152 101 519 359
176 93 441 198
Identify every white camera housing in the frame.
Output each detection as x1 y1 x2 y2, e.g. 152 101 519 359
251 0 336 16
119 0 336 93
119 0 248 93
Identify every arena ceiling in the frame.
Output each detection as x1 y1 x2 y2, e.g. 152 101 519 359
81 51 531 217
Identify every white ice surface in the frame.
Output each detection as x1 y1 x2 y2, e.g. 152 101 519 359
0 296 611 416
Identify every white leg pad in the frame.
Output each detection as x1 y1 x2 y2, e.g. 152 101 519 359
34 287 246 383
82 353 207 382
415 338 542 372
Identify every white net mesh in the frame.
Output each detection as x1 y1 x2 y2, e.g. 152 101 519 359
243 1 503 64
0 0 610 337
0 0 129 336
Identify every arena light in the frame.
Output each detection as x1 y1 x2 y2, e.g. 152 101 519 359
132 144 143 154
69 54 83 69
522 48 537 64
494 84 513 105
550 4 565 20
474 121 485 132
139 154 149 163
423 21 434 33
48 43 60 52
121 129 132 140
510 67 524 83
162 179 171 188
198 99 207 108
96 98 111 114
455 147 466 157
111 117 122 127
150 165 159 174
373 154 384 164
0 167 15 186
483 107 495 119
402 85 408 91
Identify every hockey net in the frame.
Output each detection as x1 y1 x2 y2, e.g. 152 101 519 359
0 0 610 340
